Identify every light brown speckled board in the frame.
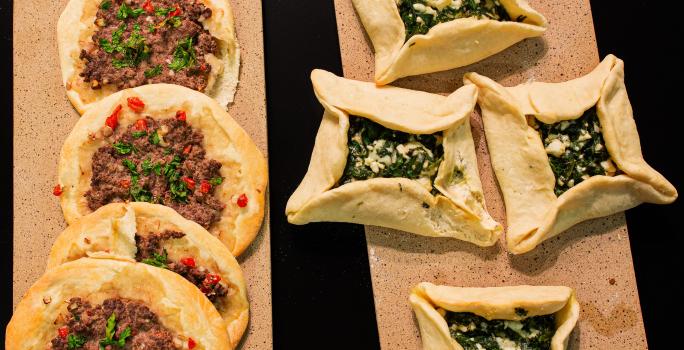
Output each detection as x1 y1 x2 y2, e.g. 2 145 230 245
333 0 647 349
12 0 272 348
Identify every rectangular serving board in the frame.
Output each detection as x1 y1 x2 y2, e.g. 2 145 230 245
12 0 272 348
333 0 648 348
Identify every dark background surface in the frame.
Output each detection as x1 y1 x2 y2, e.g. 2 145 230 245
1 0 681 348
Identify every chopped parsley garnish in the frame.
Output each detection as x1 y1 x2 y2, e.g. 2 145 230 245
148 129 161 145
99 23 126 54
141 249 168 268
130 176 153 202
163 156 189 202
113 141 134 155
67 334 87 349
100 0 111 10
398 0 515 41
99 313 132 349
132 130 148 138
144 65 163 78
110 24 150 68
446 311 555 350
168 37 196 71
339 116 443 189
122 159 138 174
116 2 145 20
154 6 176 16
209 176 223 185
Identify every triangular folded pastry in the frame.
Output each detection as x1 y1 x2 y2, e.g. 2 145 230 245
352 0 547 85
286 70 501 246
465 54 678 254
410 282 580 350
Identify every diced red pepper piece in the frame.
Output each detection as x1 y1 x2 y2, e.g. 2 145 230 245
169 4 182 17
175 110 187 121
53 184 63 196
199 63 207 72
120 179 131 188
58 326 69 339
105 105 123 130
199 180 211 193
127 97 145 113
236 194 248 208
204 273 221 285
182 177 195 190
134 118 148 131
188 337 197 349
182 145 192 155
142 0 154 13
180 257 196 267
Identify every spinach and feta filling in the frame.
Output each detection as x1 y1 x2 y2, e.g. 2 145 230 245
445 310 555 350
397 0 524 41
533 107 617 196
339 116 444 191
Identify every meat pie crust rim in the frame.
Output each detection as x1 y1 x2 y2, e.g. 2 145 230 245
351 0 547 85
58 83 268 257
410 282 580 350
47 202 249 348
6 258 231 350
58 0 240 114
465 54 678 254
286 70 502 247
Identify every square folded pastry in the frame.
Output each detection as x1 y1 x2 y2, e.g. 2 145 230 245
352 0 547 85
286 70 501 246
410 282 580 350
465 54 678 254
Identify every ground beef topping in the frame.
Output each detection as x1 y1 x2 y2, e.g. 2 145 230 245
49 297 180 350
135 230 229 303
85 114 225 228
80 0 218 91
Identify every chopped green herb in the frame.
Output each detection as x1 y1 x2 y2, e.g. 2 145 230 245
446 311 555 350
122 159 138 175
132 130 148 138
130 176 153 202
67 334 87 349
168 37 196 71
168 16 182 27
100 0 112 10
116 2 145 20
110 24 150 68
113 142 134 155
144 65 163 78
99 313 132 349
163 147 172 155
149 130 161 145
100 23 126 54
154 6 176 16
147 23 156 33
209 177 223 186
141 249 168 268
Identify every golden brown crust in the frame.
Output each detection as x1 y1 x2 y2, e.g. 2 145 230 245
46 202 249 347
465 54 678 254
352 0 547 84
57 0 240 113
6 258 230 350
58 84 268 256
286 70 501 246
410 282 580 350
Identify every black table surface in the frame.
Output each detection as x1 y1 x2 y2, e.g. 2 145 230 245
2 0 682 348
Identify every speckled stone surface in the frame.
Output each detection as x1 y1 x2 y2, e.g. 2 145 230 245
12 1 272 348
334 0 647 349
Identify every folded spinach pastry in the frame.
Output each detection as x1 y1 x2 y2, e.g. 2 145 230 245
6 258 231 350
57 84 268 256
58 0 240 113
411 282 580 350
352 0 547 85
286 70 501 246
47 202 249 348
465 54 678 254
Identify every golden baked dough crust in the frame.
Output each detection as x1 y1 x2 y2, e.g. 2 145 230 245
410 282 580 350
286 70 501 246
352 0 547 85
58 0 240 113
58 84 268 256
6 258 231 350
465 54 678 254
46 202 248 348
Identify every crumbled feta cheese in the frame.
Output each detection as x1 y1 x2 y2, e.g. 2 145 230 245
426 0 452 10
576 165 586 173
449 0 463 9
475 344 485 350
567 179 575 187
594 122 601 133
601 159 617 174
577 129 592 141
495 336 521 350
545 139 566 157
416 16 424 24
370 162 380 173
594 143 604 152
412 3 427 12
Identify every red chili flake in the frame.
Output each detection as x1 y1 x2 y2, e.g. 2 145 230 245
199 63 207 72
204 273 221 285
120 179 131 188
127 97 145 113
180 257 196 267
182 177 195 190
142 0 154 13
58 326 69 339
182 145 192 155
236 193 248 208
105 105 123 130
134 118 148 131
53 184 63 196
188 337 197 349
175 110 187 121
169 4 182 17
199 180 211 193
